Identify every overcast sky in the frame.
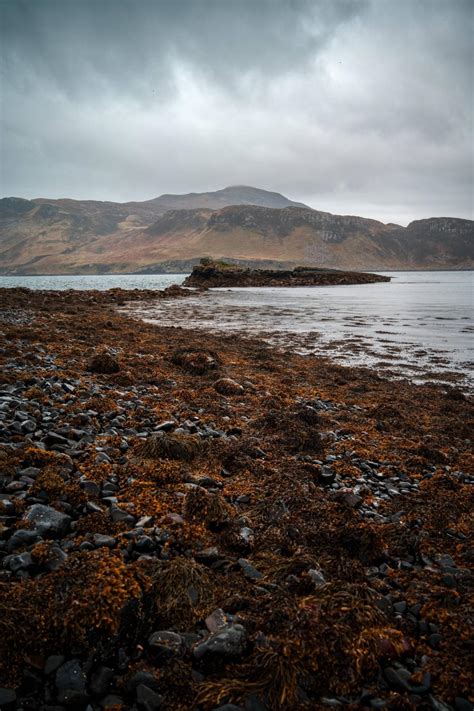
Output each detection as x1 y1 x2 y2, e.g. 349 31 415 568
1 0 472 224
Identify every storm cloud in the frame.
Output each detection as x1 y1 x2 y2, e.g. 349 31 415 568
1 0 472 224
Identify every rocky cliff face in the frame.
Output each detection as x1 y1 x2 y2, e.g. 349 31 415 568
0 190 472 274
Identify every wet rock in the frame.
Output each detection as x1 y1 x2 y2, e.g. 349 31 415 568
5 551 34 573
308 567 326 588
124 671 161 695
55 659 88 705
136 684 163 711
339 491 363 509
238 558 263 581
89 666 114 696
44 545 68 572
318 465 336 485
0 688 17 708
6 528 40 552
148 631 184 660
195 546 220 564
44 655 65 675
193 624 247 660
92 534 116 549
110 505 135 526
24 504 71 538
205 608 231 633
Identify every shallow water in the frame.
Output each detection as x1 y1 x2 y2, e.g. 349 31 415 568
124 271 474 390
0 273 186 291
1 271 472 389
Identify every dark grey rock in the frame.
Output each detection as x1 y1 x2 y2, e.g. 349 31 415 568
238 558 262 581
148 631 184 660
136 684 163 711
92 534 116 549
44 545 68 572
5 551 34 573
318 465 336 485
44 655 65 675
89 666 114 696
193 624 247 660
24 504 71 538
124 671 161 695
6 528 40 552
110 504 135 526
0 688 17 707
55 659 88 705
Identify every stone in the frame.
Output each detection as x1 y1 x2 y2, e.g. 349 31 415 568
55 659 88 705
193 624 247 660
93 534 116 549
24 504 71 538
124 671 161 695
205 608 230 633
136 684 163 711
148 631 184 660
318 465 336 485
238 558 263 581
0 688 17 707
308 568 326 588
6 528 40 552
44 545 68 572
89 666 114 696
5 551 34 573
44 655 65 675
110 505 135 526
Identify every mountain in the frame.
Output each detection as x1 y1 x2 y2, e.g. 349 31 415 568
0 189 472 274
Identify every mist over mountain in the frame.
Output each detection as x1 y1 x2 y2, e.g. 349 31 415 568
0 186 472 274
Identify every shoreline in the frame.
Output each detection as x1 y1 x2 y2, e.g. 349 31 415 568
0 287 472 710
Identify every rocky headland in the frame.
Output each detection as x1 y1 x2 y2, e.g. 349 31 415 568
183 261 391 288
0 285 472 710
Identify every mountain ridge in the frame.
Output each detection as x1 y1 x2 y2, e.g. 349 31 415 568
0 186 472 274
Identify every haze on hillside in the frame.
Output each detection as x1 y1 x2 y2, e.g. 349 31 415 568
1 0 473 225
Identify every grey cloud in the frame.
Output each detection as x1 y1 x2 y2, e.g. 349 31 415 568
0 0 472 224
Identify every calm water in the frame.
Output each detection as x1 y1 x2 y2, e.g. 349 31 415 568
124 271 474 390
0 273 186 291
1 271 472 389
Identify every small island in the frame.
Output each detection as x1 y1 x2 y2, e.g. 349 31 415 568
184 259 391 287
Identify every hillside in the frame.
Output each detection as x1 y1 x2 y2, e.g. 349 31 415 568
0 189 472 274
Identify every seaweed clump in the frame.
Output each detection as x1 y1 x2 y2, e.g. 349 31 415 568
135 432 203 461
170 348 221 375
87 350 120 374
0 550 149 682
255 404 323 454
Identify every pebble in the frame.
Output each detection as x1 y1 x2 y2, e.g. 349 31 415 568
238 558 263 581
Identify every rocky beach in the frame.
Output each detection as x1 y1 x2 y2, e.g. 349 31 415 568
0 285 472 711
